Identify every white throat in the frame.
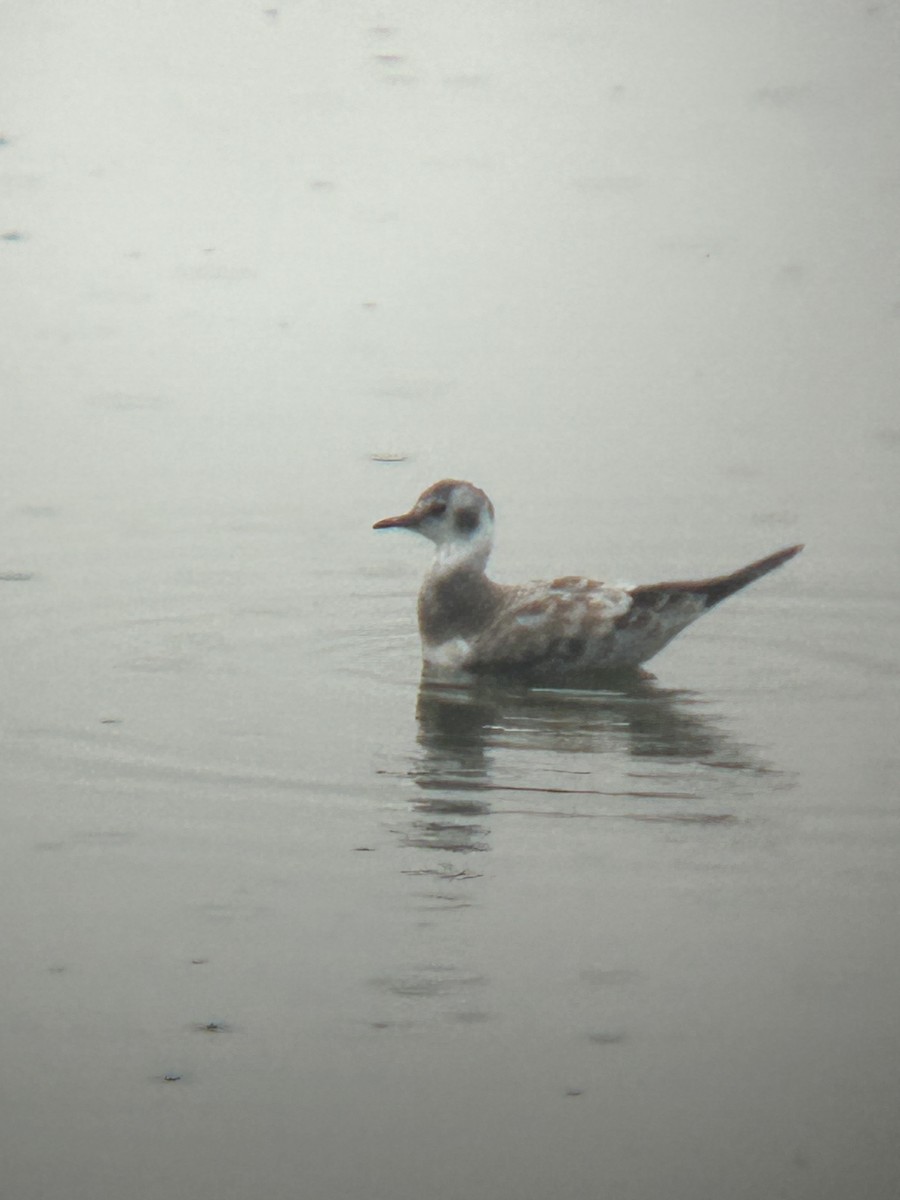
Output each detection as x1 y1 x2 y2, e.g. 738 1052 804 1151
431 519 494 576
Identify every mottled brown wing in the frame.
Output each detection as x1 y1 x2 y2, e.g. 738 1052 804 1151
468 579 633 671
609 543 805 666
627 544 803 610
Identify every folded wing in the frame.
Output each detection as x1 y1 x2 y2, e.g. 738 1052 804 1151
466 544 803 675
468 577 633 673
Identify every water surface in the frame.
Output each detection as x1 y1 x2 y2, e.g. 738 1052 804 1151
2 3 899 1199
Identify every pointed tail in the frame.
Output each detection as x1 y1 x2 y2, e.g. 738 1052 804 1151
628 544 804 611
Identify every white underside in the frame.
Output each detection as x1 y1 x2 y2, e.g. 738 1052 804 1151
422 636 473 670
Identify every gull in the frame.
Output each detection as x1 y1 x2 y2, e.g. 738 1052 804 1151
374 480 802 680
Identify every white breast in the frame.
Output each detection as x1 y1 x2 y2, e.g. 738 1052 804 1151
422 636 473 670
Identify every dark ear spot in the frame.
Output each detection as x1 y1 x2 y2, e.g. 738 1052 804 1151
454 507 480 534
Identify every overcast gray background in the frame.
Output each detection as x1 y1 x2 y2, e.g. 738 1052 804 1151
2 3 899 1199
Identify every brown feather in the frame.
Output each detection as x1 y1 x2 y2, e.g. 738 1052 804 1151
627 544 804 611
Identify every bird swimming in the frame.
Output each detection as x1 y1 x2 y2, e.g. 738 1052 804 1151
374 479 802 681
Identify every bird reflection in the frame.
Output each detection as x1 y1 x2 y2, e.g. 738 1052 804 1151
398 669 772 854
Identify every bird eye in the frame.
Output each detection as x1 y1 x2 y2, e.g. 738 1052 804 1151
428 501 447 516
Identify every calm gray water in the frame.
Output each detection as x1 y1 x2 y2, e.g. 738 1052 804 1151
2 3 899 1198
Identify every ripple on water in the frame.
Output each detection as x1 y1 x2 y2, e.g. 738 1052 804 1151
368 671 790 858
